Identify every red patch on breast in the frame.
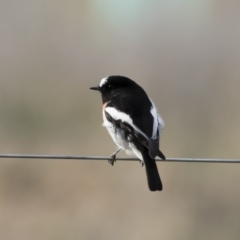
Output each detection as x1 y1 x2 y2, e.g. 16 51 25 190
102 102 108 119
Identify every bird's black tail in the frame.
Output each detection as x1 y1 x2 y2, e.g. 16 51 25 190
142 150 162 191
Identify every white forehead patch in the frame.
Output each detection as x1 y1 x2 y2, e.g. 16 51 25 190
99 77 109 87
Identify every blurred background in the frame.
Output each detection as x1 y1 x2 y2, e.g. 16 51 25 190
0 0 240 239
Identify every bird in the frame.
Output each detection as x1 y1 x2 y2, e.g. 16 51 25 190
90 75 165 191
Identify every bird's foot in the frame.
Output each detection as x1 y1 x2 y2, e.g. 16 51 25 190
108 148 121 166
108 154 116 166
139 160 144 167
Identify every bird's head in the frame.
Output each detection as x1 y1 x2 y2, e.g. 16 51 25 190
90 75 137 103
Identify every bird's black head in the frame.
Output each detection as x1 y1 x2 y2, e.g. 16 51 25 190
90 75 139 103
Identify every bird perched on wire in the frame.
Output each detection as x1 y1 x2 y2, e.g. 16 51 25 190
90 76 165 191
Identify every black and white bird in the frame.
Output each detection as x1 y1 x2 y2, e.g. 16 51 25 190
90 76 165 191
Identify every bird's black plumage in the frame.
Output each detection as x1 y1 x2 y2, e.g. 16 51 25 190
90 75 165 191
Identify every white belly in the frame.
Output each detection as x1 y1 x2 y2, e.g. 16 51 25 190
102 113 143 161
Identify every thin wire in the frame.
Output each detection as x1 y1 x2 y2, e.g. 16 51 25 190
0 154 239 163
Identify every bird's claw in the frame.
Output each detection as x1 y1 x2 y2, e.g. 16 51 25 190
108 154 117 166
139 160 144 167
108 148 121 166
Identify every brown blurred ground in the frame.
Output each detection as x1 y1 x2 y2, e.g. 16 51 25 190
0 1 240 240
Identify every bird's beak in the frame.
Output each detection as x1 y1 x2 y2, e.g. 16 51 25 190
90 86 100 91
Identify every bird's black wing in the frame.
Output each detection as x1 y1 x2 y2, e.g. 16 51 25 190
105 111 165 160
110 93 165 159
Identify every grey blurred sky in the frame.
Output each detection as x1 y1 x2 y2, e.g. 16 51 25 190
0 1 240 240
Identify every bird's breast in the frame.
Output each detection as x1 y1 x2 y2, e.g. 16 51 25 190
102 102 108 119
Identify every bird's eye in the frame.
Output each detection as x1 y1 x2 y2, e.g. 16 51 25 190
107 84 113 89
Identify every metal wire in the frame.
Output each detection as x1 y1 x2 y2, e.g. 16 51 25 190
0 154 239 163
